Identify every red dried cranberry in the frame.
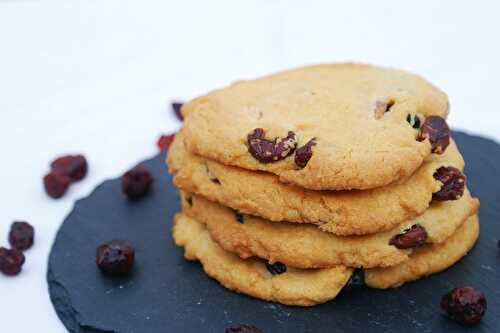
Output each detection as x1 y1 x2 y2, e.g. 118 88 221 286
172 102 184 121
43 172 71 199
389 224 428 249
157 134 175 150
295 138 317 168
266 261 287 275
417 116 450 154
51 154 88 181
441 287 487 325
96 240 135 274
247 128 297 163
121 165 153 200
343 268 365 292
433 166 466 201
225 324 263 333
0 247 25 276
9 221 34 251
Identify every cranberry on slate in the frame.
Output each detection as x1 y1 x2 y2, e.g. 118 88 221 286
51 154 88 181
266 261 287 275
417 116 450 154
225 324 264 333
172 102 184 121
247 128 297 163
96 240 135 274
157 134 175 150
441 287 487 325
43 172 71 199
9 221 34 251
433 166 466 201
389 224 428 249
121 165 153 200
295 138 317 168
0 247 25 276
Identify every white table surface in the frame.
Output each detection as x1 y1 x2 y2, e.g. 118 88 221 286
1 1 499 331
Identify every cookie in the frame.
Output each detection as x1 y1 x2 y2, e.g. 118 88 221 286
181 63 449 191
172 213 353 306
365 215 479 289
168 132 465 235
180 191 478 269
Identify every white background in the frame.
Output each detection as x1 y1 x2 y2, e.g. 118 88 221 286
0 1 499 331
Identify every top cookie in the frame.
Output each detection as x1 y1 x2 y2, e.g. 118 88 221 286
182 63 449 190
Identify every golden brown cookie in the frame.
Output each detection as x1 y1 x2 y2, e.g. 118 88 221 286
172 213 353 306
168 132 465 235
180 190 478 269
181 63 449 191
365 215 479 289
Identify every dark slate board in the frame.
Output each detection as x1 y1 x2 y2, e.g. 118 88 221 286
47 131 500 333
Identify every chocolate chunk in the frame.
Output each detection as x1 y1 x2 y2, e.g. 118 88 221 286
406 114 421 129
247 128 297 163
295 138 317 168
265 261 287 275
433 166 466 201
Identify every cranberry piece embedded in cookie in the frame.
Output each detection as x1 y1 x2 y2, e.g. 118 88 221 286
96 240 135 274
433 166 466 201
225 324 264 333
266 261 287 275
441 287 487 325
417 116 450 154
121 165 154 200
157 134 175 150
0 247 25 276
51 154 88 181
43 172 71 199
389 224 428 249
247 128 297 163
172 102 184 121
9 221 34 251
295 138 317 168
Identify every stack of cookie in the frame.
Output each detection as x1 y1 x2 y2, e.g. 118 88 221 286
167 64 480 306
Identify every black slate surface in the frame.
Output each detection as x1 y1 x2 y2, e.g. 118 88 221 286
47 131 500 333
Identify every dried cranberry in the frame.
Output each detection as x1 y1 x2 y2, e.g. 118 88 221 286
441 287 487 325
225 324 263 333
121 165 153 200
172 102 184 121
433 166 466 201
9 221 34 251
389 224 428 249
417 116 450 154
343 268 365 291
157 134 175 150
295 138 317 168
96 240 135 274
0 247 25 276
43 172 71 199
266 261 287 275
50 154 88 181
247 128 297 163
